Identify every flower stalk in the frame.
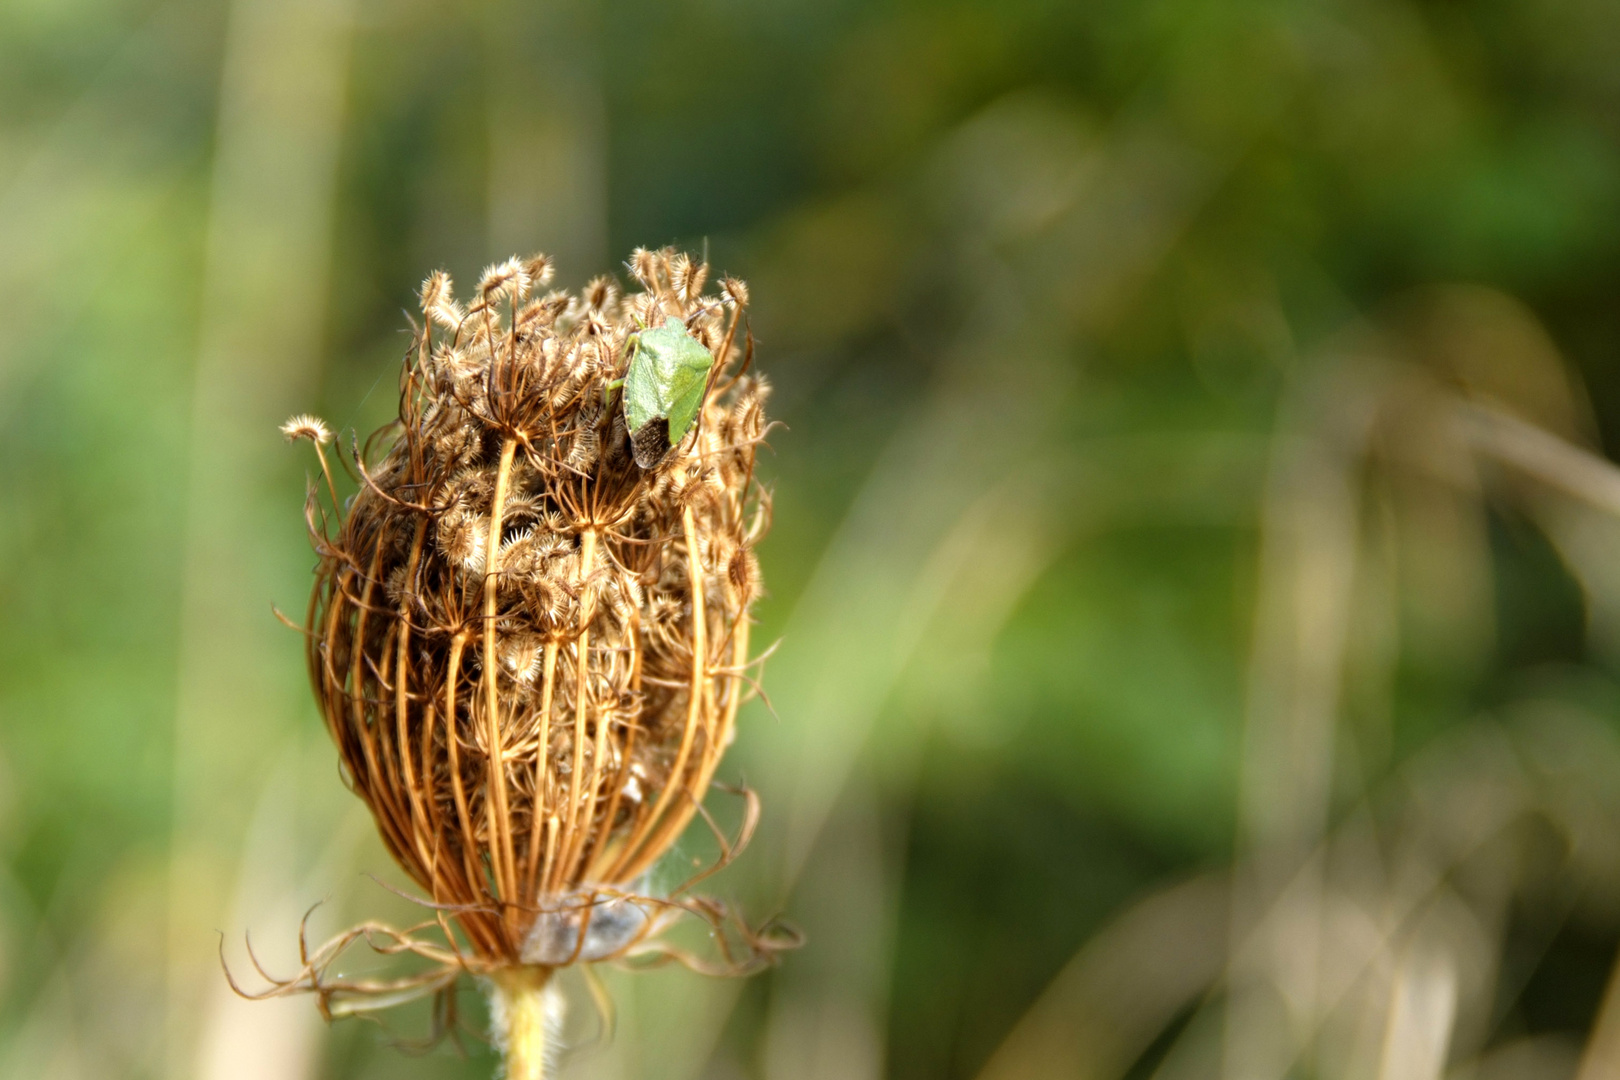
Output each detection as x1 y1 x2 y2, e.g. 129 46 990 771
492 966 555 1080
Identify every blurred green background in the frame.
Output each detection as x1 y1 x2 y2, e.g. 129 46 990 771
6 0 1620 1078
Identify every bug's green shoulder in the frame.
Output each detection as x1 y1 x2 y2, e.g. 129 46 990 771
637 318 712 375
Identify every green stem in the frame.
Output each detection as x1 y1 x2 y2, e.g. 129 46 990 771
494 966 553 1080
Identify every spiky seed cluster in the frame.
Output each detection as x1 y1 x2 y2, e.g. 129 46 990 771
298 249 770 973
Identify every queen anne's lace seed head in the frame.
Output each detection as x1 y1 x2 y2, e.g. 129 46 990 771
265 250 791 1027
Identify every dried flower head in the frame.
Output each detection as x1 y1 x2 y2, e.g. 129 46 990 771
523 253 555 290
280 414 332 445
420 270 464 330
251 251 790 1061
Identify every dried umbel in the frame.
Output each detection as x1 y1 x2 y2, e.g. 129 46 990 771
259 250 787 1076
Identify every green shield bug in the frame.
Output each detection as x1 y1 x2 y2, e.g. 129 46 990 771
613 316 716 469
